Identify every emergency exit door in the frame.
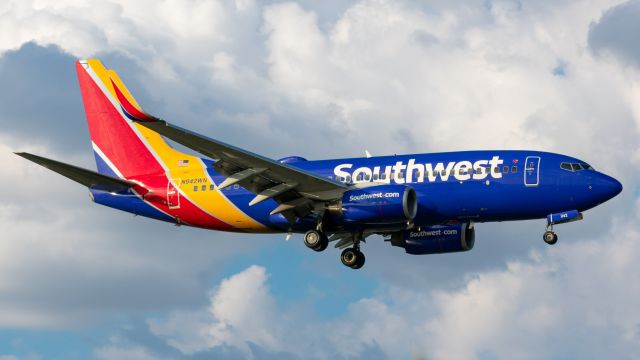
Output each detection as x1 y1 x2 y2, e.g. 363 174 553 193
167 178 181 209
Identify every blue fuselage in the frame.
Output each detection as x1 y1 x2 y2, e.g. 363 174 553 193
206 150 622 232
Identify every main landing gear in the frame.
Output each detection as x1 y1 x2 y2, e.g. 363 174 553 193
303 229 366 269
304 229 328 252
340 246 365 269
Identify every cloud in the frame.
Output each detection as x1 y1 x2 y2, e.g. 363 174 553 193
146 200 640 359
589 0 640 67
0 137 266 328
148 265 282 356
93 337 159 360
0 0 639 358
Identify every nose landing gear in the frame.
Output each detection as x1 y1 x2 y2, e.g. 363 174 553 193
542 210 583 246
543 229 558 245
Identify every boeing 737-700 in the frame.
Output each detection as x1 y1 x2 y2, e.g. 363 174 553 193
16 59 623 269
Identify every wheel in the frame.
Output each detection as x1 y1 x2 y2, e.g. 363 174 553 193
304 230 322 249
341 248 359 268
543 231 558 245
312 232 329 252
352 250 365 269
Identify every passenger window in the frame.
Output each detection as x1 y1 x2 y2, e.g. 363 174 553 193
493 167 499 174
346 176 351 183
233 184 240 189
511 166 517 173
503 166 509 173
210 185 215 190
441 170 446 176
380 173 386 180
399 172 404 179
193 185 198 192
201 185 206 191
365 174 371 181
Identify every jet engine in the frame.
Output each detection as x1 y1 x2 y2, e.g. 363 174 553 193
389 223 475 254
328 185 417 226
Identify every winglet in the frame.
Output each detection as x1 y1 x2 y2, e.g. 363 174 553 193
109 78 157 123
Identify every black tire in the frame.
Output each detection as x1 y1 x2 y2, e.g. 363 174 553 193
341 248 359 268
543 231 557 245
352 250 365 269
312 233 329 252
304 230 322 249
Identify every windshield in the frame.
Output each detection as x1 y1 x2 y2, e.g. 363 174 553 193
560 162 595 172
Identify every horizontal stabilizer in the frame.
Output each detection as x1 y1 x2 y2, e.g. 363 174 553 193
15 152 136 192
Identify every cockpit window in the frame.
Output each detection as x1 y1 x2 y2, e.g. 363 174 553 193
561 162 595 172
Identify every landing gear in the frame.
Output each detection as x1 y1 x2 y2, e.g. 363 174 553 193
543 230 558 245
304 230 328 252
340 232 365 269
341 247 365 269
543 220 558 245
304 226 367 269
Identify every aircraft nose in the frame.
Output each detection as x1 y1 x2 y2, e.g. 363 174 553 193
593 173 623 202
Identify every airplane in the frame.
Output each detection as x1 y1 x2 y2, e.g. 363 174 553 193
16 59 623 269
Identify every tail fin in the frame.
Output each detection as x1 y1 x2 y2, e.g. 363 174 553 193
76 59 178 179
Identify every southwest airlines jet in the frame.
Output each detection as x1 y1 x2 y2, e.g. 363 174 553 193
16 59 623 269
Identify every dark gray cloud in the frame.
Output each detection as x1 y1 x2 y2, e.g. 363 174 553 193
0 43 88 154
588 0 640 67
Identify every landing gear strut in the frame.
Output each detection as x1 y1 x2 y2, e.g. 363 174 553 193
304 230 328 252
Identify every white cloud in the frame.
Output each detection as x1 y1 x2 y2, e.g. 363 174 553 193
94 337 158 360
149 200 640 359
1 0 639 358
148 265 282 356
0 139 262 328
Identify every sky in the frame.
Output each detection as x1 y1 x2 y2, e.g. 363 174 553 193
0 0 639 359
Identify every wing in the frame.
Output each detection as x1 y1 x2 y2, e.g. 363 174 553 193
15 152 136 193
128 116 347 221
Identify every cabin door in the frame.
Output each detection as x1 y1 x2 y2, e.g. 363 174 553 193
524 156 540 187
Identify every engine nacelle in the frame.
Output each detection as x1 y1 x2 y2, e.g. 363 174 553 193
331 185 417 226
390 223 475 255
